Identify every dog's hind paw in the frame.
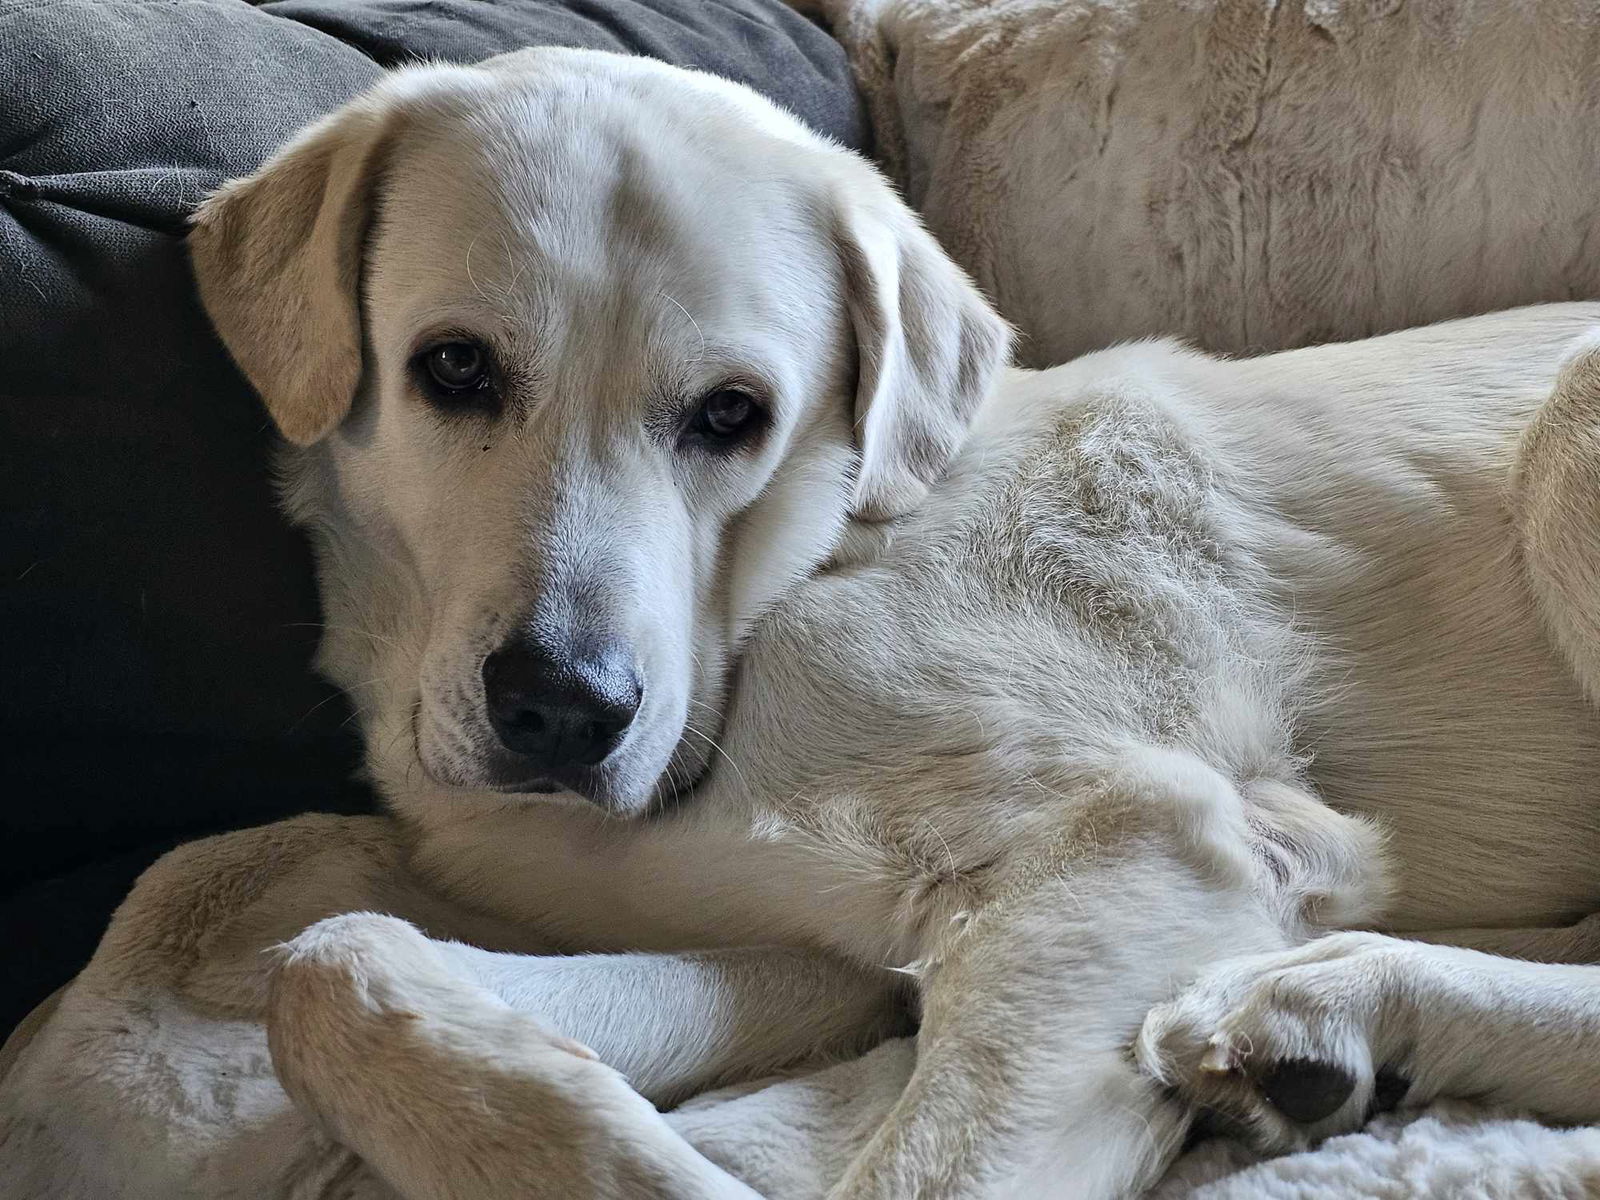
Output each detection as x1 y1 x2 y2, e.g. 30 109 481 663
1133 931 1418 1153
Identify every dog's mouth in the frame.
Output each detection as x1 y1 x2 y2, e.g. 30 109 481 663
408 711 659 813
405 684 701 817
417 739 614 804
413 751 626 811
486 778 563 795
479 761 600 800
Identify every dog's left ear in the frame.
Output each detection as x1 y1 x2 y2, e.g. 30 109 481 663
831 167 1012 522
188 91 402 446
188 68 483 446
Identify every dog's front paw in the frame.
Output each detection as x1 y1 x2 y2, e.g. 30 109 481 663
267 913 602 1124
1135 932 1417 1152
263 917 694 1194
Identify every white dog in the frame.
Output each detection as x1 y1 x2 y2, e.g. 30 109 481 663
4 47 1599 1200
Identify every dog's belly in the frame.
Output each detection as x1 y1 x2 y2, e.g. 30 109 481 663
1301 551 1600 931
1217 304 1600 930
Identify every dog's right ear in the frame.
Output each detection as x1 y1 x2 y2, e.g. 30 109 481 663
189 85 412 446
827 160 1012 523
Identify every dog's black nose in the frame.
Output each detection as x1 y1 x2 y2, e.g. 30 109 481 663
482 636 642 771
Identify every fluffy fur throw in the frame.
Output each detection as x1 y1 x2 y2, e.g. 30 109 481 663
823 0 1600 365
667 1041 1600 1198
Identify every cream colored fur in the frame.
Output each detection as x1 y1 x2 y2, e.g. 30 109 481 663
5 46 1600 1200
821 0 1600 366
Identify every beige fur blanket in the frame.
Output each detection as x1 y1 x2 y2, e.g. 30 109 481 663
822 0 1600 366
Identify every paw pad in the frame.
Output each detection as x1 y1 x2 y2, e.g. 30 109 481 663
1260 1058 1358 1124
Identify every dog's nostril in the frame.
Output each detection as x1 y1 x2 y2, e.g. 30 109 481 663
509 709 546 733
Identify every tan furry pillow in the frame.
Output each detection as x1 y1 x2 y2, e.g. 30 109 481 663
825 0 1600 364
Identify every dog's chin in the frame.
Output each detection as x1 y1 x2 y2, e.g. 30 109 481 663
482 765 649 815
412 709 701 818
411 745 664 817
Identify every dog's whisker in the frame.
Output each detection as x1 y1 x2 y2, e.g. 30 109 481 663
281 620 402 650
659 290 705 365
680 720 751 795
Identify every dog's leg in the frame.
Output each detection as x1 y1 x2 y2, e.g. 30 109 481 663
830 883 1278 1198
269 913 759 1199
269 832 1285 1200
824 759 1300 1200
1139 931 1600 1152
1 812 897 1199
268 913 904 1199
406 937 905 1103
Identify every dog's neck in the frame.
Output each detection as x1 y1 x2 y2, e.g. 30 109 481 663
825 367 1040 573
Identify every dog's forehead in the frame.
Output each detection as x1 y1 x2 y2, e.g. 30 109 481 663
371 82 830 347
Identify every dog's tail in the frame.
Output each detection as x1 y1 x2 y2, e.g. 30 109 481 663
1513 329 1600 705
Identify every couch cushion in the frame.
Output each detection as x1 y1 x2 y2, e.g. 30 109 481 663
0 0 865 1034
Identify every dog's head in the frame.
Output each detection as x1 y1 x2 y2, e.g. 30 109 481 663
190 48 1008 817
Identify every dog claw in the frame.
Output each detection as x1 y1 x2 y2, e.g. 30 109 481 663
554 1036 600 1061
1198 1039 1236 1075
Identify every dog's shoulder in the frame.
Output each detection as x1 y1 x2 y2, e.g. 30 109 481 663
756 340 1299 766
906 342 1263 615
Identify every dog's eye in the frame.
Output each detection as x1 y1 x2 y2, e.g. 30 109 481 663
412 340 500 414
690 388 764 444
423 341 488 393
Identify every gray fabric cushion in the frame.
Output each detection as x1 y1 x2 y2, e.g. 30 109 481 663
0 0 865 1032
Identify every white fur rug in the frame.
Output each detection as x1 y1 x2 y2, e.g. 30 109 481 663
668 1039 1600 1198
1150 1105 1600 1200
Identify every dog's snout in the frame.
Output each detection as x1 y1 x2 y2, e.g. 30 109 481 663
482 636 642 772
